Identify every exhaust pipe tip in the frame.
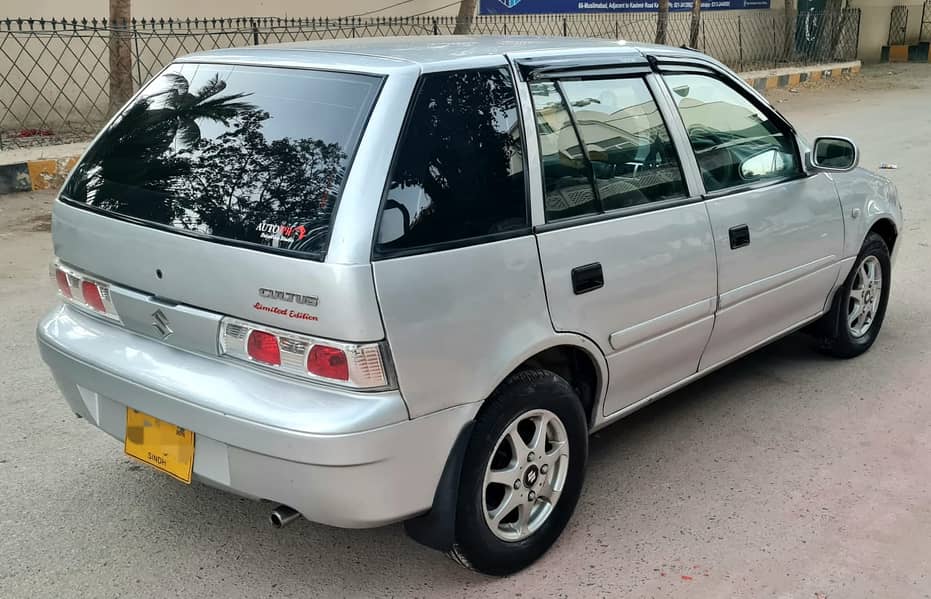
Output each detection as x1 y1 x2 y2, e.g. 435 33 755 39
270 505 301 529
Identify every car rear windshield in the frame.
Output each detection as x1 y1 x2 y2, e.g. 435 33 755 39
62 63 382 260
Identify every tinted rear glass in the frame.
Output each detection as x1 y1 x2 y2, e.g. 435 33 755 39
62 63 381 260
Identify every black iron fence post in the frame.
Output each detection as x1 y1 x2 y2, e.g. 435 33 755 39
132 20 143 88
563 17 568 36
856 8 862 56
252 19 259 45
773 16 777 67
738 15 743 71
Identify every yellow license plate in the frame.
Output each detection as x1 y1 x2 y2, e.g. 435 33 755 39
124 408 195 484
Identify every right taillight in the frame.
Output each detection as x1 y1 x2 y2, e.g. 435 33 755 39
220 317 392 390
307 345 349 381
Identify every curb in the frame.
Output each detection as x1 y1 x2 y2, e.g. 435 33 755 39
882 41 931 63
0 155 80 195
742 60 862 92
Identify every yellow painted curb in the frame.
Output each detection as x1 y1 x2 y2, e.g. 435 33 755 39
25 155 79 191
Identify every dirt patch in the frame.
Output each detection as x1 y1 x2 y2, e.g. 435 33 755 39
0 190 55 234
765 63 931 104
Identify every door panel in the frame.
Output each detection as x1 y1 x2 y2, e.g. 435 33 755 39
537 203 717 416
606 312 714 414
699 174 844 369
701 260 839 368
660 71 844 370
527 73 717 417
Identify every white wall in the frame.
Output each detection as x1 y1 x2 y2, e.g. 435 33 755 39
0 0 461 19
848 1 925 63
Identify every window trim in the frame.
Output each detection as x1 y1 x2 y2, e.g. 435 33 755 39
531 72 692 225
516 55 650 81
534 194 705 234
652 57 801 141
371 66 532 261
554 80 604 214
659 69 806 198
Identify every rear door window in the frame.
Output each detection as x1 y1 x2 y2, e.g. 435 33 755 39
375 67 527 256
62 63 382 260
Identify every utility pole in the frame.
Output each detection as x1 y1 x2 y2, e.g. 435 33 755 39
454 0 478 34
655 0 669 45
689 0 702 48
108 0 133 115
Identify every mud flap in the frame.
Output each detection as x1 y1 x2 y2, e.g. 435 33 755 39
403 420 474 552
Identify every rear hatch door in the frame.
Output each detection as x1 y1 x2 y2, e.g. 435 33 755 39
55 60 386 345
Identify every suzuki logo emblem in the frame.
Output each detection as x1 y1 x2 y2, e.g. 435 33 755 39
523 465 539 487
152 309 173 339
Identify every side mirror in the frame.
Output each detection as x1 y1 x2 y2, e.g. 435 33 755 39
740 148 791 180
378 199 411 244
810 136 859 172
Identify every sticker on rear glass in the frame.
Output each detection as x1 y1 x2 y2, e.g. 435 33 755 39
257 221 307 244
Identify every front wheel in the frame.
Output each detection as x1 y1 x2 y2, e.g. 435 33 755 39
448 369 588 576
817 232 891 358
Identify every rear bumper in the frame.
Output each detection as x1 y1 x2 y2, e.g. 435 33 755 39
37 305 477 528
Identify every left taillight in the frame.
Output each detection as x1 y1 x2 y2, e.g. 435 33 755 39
52 262 121 323
220 317 393 390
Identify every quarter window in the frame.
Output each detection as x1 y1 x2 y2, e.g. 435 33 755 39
665 74 800 193
376 68 527 254
531 77 688 222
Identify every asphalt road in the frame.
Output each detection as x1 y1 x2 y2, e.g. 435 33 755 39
2 64 930 599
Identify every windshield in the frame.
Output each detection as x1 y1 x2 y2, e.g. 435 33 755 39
62 63 382 260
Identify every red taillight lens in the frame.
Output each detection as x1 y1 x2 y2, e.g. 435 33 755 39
247 330 281 366
307 345 349 381
81 281 106 313
55 268 72 299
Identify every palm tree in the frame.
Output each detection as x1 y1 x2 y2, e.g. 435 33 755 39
74 73 256 220
655 0 670 45
157 74 255 146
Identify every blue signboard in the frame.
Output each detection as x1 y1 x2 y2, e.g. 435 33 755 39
480 0 771 14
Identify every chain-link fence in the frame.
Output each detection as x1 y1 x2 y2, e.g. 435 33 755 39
1 11 861 149
889 6 910 45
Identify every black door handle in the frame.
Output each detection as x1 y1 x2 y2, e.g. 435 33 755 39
729 225 750 249
571 263 604 295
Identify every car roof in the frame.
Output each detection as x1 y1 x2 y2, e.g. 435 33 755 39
178 35 697 73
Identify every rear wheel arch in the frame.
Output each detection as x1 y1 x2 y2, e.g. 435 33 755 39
403 339 605 553
867 218 898 254
509 344 604 427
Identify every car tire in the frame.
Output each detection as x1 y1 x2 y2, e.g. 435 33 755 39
447 369 588 576
817 232 891 359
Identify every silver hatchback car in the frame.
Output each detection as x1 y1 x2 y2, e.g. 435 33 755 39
38 37 901 575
